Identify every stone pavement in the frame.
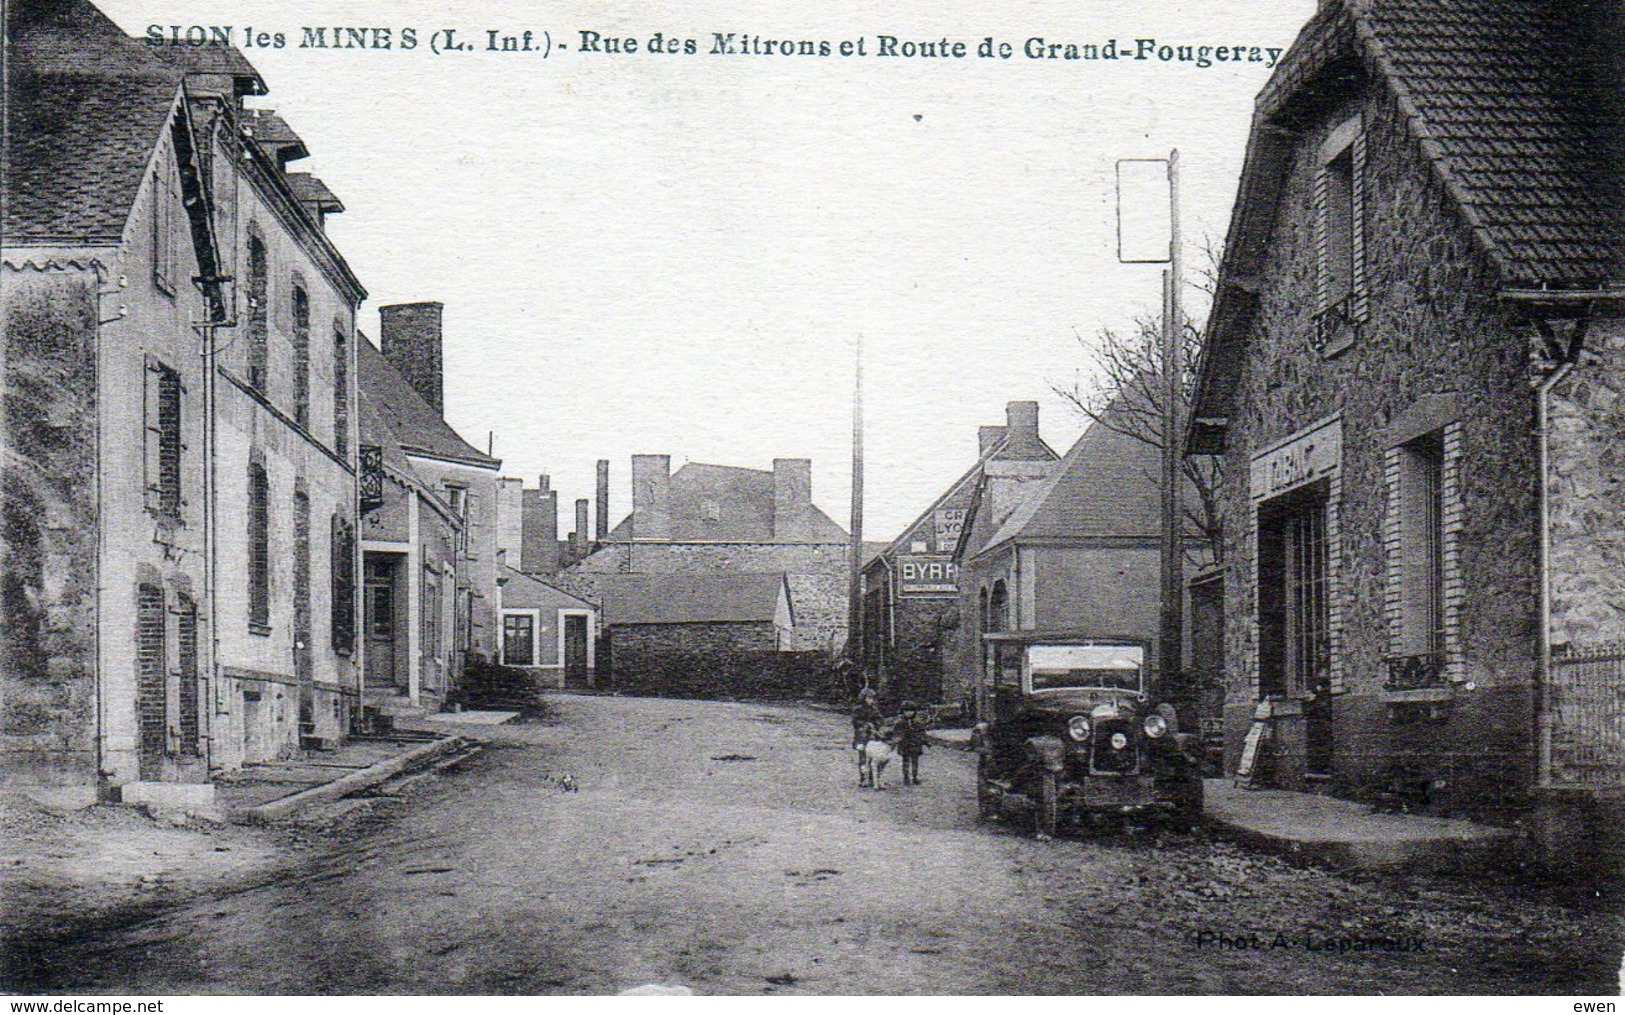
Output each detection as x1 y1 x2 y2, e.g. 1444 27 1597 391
1203 778 1519 872
215 733 471 822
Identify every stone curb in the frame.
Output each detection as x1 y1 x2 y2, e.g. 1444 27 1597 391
1201 810 1520 874
235 736 465 823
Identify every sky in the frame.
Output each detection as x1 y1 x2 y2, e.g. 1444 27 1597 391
101 0 1316 539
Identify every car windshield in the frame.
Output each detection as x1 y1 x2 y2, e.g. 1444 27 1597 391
1027 645 1143 691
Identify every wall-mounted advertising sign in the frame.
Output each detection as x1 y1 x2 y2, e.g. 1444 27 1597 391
934 508 966 552
898 555 959 596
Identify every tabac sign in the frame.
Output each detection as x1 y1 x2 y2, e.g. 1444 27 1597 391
898 555 959 596
1249 417 1342 502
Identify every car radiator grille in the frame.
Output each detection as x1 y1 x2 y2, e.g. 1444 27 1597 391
1091 718 1139 774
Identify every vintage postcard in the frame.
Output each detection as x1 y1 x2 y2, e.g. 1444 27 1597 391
2 0 1624 998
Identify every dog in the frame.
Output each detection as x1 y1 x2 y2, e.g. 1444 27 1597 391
855 720 897 790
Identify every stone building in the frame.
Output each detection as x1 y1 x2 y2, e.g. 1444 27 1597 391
1188 0 1625 848
859 401 1057 708
587 573 807 699
960 404 1203 723
1 0 365 804
497 567 599 689
562 456 851 653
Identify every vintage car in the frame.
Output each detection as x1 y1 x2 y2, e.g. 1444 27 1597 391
972 634 1203 838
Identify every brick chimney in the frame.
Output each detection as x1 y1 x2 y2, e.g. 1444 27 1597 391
571 498 590 558
379 302 445 413
520 475 559 574
979 425 1006 458
631 454 671 541
773 458 812 541
595 459 610 541
1007 401 1039 438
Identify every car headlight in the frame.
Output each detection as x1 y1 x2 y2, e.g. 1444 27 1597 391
1067 716 1090 742
1143 714 1168 738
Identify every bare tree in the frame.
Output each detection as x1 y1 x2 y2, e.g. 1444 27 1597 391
1052 240 1225 567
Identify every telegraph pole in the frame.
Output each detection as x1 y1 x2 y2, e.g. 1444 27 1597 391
1160 149 1185 686
847 336 865 669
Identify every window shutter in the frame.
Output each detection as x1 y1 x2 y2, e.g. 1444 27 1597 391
1313 166 1329 314
1351 131 1368 324
144 359 163 512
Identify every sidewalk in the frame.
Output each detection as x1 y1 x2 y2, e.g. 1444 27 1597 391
927 727 976 752
215 732 472 822
1203 779 1520 873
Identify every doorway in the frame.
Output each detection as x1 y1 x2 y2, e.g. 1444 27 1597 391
1257 482 1333 778
563 614 590 689
364 555 406 694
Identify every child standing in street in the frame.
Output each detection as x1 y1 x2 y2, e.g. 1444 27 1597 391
895 701 928 786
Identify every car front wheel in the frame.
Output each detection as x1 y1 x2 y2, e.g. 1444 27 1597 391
976 754 998 823
1034 770 1059 840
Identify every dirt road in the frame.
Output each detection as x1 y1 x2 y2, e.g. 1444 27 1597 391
5 694 1619 994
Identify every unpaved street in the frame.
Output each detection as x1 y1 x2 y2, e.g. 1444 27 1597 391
6 694 1621 994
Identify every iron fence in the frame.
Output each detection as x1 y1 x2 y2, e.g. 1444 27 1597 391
1550 641 1625 785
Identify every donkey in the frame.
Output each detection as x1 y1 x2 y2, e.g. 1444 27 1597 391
855 719 897 790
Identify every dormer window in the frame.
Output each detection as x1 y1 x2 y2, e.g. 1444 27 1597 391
1315 115 1366 356
701 498 721 521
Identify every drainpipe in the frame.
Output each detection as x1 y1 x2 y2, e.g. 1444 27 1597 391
1534 360 1574 788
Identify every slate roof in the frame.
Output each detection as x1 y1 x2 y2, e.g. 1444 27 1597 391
357 335 500 469
1226 0 1624 292
604 461 848 543
500 567 596 612
976 414 1165 557
590 573 791 627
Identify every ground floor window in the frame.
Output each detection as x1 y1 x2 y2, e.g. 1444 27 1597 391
503 613 535 666
1257 483 1330 699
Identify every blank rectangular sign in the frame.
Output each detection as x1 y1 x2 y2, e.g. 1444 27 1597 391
1117 159 1172 263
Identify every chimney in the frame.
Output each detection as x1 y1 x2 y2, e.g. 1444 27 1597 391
630 454 672 541
521 479 559 574
379 302 445 413
1006 401 1039 441
572 498 590 558
595 460 610 541
773 458 812 541
978 425 1006 458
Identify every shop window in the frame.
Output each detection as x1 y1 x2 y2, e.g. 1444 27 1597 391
1257 484 1330 698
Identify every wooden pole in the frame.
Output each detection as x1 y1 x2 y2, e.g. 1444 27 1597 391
848 336 865 667
1160 150 1185 688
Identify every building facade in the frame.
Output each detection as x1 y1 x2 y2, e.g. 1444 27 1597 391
860 401 1057 708
1189 0 1625 845
1 0 366 803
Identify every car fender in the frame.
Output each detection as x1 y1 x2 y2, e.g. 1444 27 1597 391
1025 735 1067 772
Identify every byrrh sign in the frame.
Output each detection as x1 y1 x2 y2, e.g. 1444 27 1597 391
898 555 959 596
1249 417 1342 502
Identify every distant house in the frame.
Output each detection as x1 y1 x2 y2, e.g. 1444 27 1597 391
960 406 1204 722
563 455 850 653
1188 0 1625 850
588 573 807 699
498 567 599 689
859 401 1058 707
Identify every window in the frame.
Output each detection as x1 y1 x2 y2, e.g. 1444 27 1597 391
332 323 349 459
1386 432 1447 691
988 580 1008 633
422 572 442 660
292 284 310 427
700 497 721 521
1257 484 1330 698
144 358 183 519
331 515 357 655
248 461 271 633
503 614 535 666
152 147 178 294
1315 117 1365 353
445 486 467 522
367 574 394 638
292 487 311 684
246 232 269 389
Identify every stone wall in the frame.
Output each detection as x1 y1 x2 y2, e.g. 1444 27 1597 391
1 266 100 802
1216 82 1543 818
604 622 836 700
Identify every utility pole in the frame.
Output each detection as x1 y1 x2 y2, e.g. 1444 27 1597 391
847 336 865 669
1160 149 1185 688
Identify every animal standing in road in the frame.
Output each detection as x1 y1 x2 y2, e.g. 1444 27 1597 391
855 720 897 790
